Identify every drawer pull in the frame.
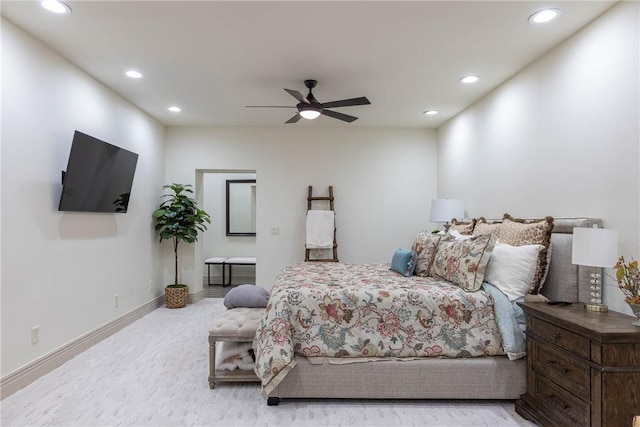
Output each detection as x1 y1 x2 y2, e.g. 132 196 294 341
545 394 569 410
552 333 560 341
546 360 569 374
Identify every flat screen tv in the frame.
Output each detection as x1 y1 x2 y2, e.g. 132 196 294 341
58 131 139 213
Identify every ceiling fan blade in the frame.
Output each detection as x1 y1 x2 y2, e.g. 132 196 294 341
322 109 358 123
284 89 310 104
321 97 371 109
245 105 296 108
285 113 302 124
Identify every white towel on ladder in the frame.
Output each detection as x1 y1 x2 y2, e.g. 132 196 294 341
306 210 335 249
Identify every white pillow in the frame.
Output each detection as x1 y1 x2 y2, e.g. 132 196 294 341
484 241 544 301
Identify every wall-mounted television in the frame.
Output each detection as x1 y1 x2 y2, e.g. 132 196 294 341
58 131 139 213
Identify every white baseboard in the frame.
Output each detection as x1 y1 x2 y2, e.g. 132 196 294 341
0 295 164 400
190 289 207 303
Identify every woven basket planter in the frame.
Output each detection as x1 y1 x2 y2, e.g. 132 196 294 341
164 285 189 309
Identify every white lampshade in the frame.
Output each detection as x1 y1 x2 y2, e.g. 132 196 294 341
572 227 618 268
429 199 464 223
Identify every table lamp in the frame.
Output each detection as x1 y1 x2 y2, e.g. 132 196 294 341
429 199 464 232
571 225 618 312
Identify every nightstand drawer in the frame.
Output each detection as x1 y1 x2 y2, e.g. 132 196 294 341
533 340 590 401
535 376 590 427
530 317 590 359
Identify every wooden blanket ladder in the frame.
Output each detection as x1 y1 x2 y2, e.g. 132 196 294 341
305 186 339 262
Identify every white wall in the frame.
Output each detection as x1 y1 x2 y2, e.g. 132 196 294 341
164 126 438 290
437 2 639 314
1 19 166 376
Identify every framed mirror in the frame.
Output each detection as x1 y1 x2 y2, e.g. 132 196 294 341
226 179 256 236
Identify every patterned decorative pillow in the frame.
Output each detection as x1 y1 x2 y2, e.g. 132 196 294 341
411 231 442 277
472 217 503 237
499 214 554 294
430 233 497 292
449 218 476 235
390 248 418 277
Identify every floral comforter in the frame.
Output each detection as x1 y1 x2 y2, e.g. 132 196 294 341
253 262 505 395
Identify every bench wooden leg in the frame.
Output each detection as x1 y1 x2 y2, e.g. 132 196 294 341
208 339 216 389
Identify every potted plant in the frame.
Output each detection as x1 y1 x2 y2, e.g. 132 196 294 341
153 183 211 308
614 256 640 326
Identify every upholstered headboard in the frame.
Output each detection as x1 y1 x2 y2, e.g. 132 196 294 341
540 217 602 303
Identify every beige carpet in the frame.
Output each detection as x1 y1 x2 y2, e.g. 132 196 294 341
1 298 535 427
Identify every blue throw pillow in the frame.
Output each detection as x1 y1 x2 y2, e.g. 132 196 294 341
390 249 418 277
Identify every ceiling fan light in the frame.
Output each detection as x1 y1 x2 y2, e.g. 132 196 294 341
299 108 322 120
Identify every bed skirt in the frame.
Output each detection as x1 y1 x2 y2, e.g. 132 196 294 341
267 355 526 400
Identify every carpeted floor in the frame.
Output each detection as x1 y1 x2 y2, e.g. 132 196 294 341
1 298 535 427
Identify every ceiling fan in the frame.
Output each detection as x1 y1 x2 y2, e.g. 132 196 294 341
246 80 371 124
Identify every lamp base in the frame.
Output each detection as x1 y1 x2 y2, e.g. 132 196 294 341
584 303 608 312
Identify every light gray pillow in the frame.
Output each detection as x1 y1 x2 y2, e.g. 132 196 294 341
223 285 269 309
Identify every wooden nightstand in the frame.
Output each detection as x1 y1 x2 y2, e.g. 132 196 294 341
515 302 640 427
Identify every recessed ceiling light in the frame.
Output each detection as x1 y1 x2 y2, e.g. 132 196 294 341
168 106 181 113
41 0 71 14
529 9 561 24
125 70 143 79
459 75 479 84
424 110 438 116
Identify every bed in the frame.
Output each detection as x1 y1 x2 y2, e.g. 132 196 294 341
254 217 601 405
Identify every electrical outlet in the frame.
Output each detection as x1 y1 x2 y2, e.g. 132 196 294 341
149 280 153 291
114 294 119 308
31 326 40 345
271 227 280 236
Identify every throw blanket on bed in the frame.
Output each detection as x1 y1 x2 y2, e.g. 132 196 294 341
253 262 505 396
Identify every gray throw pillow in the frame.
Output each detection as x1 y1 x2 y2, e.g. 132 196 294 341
223 285 270 309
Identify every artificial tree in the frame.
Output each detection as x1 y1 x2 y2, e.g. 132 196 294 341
153 183 211 307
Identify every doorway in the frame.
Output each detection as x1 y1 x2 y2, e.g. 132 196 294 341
200 170 257 294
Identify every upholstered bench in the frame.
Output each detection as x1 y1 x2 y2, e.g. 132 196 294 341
204 257 227 286
208 307 264 389
224 257 256 287
205 256 256 287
